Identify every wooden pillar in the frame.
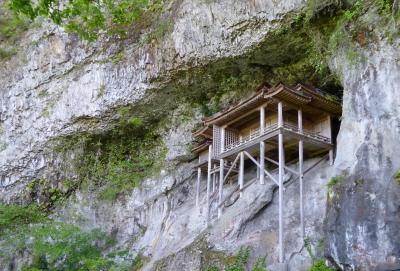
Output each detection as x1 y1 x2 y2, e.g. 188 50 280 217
212 164 217 193
256 157 260 179
239 151 244 197
206 145 212 225
278 131 285 263
196 167 201 206
218 159 224 218
218 127 225 218
260 106 265 184
278 99 285 260
298 109 303 133
328 115 334 165
298 109 304 238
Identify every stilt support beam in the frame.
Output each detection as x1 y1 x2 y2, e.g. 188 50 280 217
218 158 224 218
196 167 201 206
260 106 265 184
298 109 305 238
278 132 285 263
206 145 212 225
239 152 244 198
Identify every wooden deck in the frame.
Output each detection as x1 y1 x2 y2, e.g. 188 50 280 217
218 124 332 160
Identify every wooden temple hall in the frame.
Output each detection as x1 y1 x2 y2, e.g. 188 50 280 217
191 82 342 262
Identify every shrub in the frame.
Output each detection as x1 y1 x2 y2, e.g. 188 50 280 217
1 221 135 270
327 176 343 191
252 257 267 271
0 203 45 233
394 170 400 185
0 47 16 59
308 260 335 271
225 246 250 271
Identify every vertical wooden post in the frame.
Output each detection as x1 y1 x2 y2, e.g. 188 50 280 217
256 156 260 179
218 158 224 218
212 164 216 193
218 127 225 218
298 109 303 133
196 167 201 206
239 151 244 197
260 106 265 184
298 108 304 238
278 102 283 128
278 131 285 263
328 115 334 165
206 145 212 225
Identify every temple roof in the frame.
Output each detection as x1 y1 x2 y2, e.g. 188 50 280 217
203 82 342 126
192 124 213 139
191 140 211 154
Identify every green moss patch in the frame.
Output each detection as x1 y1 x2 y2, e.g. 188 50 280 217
0 3 29 60
394 170 400 185
54 106 167 203
308 260 336 271
0 203 144 270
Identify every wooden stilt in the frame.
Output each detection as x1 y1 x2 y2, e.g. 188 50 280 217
206 145 212 225
278 133 284 263
278 102 283 128
256 156 260 179
260 106 265 184
328 115 334 165
239 151 244 197
260 141 265 184
298 109 305 238
212 164 216 193
278 102 285 262
299 140 304 238
218 158 224 218
196 167 201 206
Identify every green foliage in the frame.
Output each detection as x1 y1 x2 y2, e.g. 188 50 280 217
251 257 267 271
131 252 145 270
204 247 267 271
0 221 135 270
0 47 16 59
0 141 8 151
143 18 173 44
395 170 400 185
60 109 166 202
327 176 343 191
376 0 393 13
0 203 45 233
8 0 149 41
0 6 29 42
26 178 78 210
304 238 314 260
308 260 335 271
111 50 126 64
225 246 250 271
0 2 30 58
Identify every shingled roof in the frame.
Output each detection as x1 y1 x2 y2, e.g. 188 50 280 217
202 82 341 126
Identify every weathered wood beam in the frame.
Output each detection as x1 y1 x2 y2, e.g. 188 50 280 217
206 145 212 226
196 167 201 206
278 131 284 263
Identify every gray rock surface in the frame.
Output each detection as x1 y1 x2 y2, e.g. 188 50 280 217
1 0 400 270
326 39 400 270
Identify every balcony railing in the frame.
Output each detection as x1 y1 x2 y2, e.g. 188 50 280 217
223 122 330 153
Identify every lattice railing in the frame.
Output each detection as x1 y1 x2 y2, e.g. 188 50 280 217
223 122 330 153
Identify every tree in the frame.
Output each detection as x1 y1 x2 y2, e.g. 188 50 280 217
7 0 149 41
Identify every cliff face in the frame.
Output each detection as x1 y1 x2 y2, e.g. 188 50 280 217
326 39 400 269
0 0 399 270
